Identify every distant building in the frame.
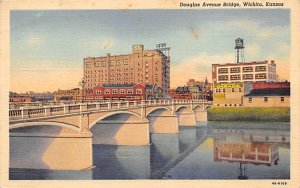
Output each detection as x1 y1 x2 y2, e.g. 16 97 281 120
213 82 253 107
53 88 82 101
9 92 33 102
186 78 213 100
27 91 53 102
213 82 290 107
212 60 277 84
85 84 147 101
243 87 290 107
169 87 192 100
186 79 203 87
83 44 170 98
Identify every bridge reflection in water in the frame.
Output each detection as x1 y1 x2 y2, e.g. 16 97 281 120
10 121 289 180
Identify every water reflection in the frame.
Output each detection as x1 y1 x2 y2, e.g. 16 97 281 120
10 121 290 180
166 121 290 179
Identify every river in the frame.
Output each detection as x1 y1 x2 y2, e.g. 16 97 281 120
10 121 290 180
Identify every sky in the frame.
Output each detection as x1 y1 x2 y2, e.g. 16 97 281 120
10 9 290 92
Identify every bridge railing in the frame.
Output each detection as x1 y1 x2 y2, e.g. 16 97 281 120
9 100 210 120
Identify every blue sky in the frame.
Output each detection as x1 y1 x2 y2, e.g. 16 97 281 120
10 9 290 92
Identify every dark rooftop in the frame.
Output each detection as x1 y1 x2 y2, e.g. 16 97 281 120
103 84 136 88
245 88 290 97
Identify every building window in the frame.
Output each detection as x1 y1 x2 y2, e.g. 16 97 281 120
136 89 142 94
264 97 268 102
127 89 133 94
124 60 128 65
110 61 114 66
112 89 118 94
249 97 252 103
255 66 267 72
116 60 121 66
222 88 226 92
95 62 100 67
86 62 91 68
243 66 253 72
96 90 101 95
120 89 125 94
101 62 106 67
231 88 235 92
105 90 110 94
281 97 284 102
230 67 240 73
238 88 242 92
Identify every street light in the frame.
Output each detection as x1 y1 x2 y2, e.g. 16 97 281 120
78 78 86 103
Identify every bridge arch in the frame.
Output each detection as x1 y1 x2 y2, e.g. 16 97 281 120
206 105 212 109
176 105 193 112
89 111 149 145
9 121 80 132
146 107 173 117
89 111 142 129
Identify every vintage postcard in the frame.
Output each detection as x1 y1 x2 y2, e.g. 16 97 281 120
0 0 300 187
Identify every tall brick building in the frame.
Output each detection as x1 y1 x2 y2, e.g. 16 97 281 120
83 44 170 98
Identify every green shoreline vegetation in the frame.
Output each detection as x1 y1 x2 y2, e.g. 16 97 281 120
207 107 290 122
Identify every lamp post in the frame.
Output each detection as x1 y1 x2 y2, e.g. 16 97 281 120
78 78 86 103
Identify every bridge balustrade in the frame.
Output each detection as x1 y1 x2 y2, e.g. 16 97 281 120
50 106 64 113
9 100 210 120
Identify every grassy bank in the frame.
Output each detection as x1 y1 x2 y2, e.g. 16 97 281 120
207 107 290 122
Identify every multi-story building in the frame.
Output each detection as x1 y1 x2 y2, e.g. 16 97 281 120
169 87 193 100
85 84 147 101
83 44 170 98
53 88 82 101
213 82 290 107
213 82 253 107
27 91 53 102
186 78 213 100
212 60 277 84
9 92 33 103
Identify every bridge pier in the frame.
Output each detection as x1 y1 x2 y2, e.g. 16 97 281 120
194 106 207 122
148 115 179 134
147 108 179 134
91 121 150 146
177 110 197 127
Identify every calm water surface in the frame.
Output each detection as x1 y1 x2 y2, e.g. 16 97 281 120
10 121 290 180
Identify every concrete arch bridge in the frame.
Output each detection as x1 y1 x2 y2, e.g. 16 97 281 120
9 100 211 170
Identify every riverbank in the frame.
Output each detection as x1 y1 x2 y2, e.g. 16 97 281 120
207 107 290 122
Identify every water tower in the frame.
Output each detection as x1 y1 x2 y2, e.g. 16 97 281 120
235 38 245 64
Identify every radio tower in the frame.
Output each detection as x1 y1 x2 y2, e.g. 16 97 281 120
235 38 245 63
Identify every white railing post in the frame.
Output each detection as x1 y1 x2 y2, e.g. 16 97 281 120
96 102 100 110
148 100 151 106
126 101 129 108
134 101 137 107
117 102 121 109
107 102 111 110
21 107 24 119
64 105 66 114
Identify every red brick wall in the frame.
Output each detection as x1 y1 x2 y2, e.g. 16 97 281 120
253 82 290 89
